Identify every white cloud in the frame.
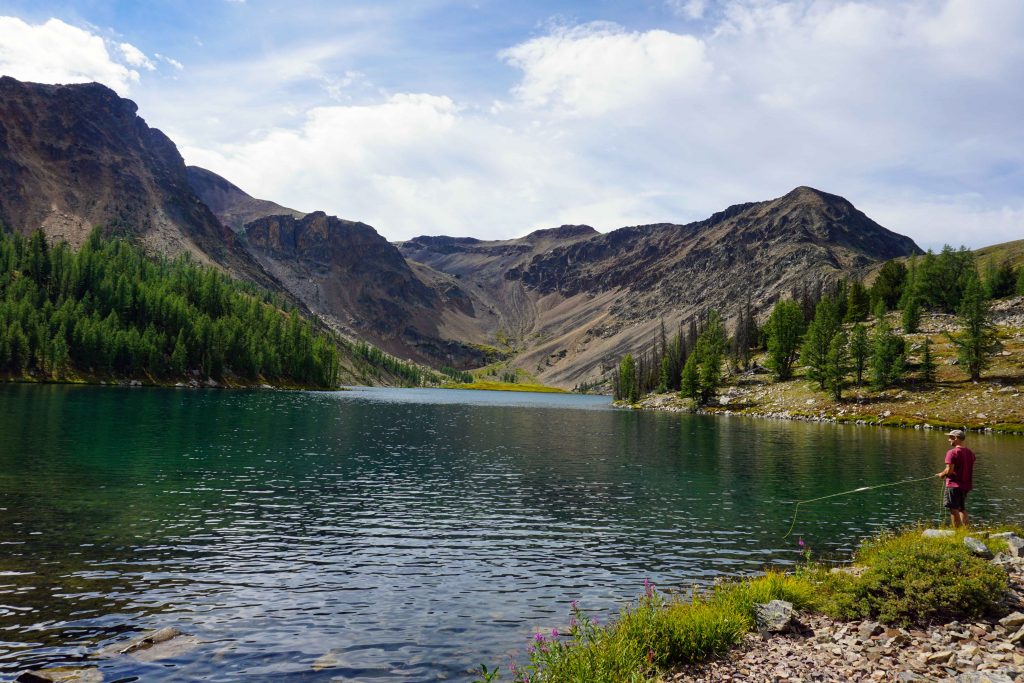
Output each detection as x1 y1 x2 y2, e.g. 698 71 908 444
119 42 155 71
500 22 712 116
171 1 1024 248
667 0 709 20
0 16 141 92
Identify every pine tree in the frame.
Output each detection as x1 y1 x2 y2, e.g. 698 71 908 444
901 294 921 333
823 331 850 401
617 353 638 402
869 305 905 390
849 323 869 386
870 260 907 311
845 279 870 322
947 273 998 381
765 299 804 381
920 336 936 384
680 353 699 403
800 297 840 389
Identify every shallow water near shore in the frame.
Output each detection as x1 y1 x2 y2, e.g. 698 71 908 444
1 384 1022 681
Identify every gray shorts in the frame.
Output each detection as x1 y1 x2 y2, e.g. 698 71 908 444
943 487 968 511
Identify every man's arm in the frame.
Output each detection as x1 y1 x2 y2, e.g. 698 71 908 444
937 452 956 478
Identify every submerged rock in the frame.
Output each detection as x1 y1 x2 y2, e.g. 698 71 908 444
15 668 103 683
97 626 201 662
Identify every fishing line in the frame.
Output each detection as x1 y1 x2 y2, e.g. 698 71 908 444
782 475 938 539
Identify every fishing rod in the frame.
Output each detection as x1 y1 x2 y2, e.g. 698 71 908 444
782 474 939 539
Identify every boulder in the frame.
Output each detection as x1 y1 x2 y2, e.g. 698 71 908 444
922 529 955 538
753 600 795 633
963 536 994 559
97 626 201 662
955 673 1016 683
1004 535 1024 558
15 668 103 683
998 611 1024 631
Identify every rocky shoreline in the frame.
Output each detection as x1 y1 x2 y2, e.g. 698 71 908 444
667 546 1024 682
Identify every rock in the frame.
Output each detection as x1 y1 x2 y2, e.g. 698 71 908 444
964 536 994 559
1009 625 1024 645
990 532 1017 540
15 668 103 683
754 600 795 633
926 650 955 664
858 621 882 639
923 529 955 538
956 673 1016 683
998 612 1024 631
1004 535 1024 558
97 626 201 662
896 673 925 682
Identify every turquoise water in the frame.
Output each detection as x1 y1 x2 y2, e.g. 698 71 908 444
0 384 1022 681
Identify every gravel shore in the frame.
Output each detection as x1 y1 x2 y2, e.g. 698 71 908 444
666 555 1024 682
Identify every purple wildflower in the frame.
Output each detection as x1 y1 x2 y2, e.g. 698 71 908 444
551 628 559 638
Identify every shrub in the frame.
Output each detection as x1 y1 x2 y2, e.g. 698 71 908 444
823 530 1007 627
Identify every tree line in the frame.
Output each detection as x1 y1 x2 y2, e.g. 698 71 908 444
0 228 340 387
613 244 1019 404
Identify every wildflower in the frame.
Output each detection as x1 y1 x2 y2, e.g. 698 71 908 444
570 600 578 610
591 616 599 626
569 617 577 628
798 537 805 547
644 577 655 597
534 632 545 643
551 628 559 638
647 649 654 664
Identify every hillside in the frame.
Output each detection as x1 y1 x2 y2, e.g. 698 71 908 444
0 76 928 387
402 187 922 387
633 302 1024 433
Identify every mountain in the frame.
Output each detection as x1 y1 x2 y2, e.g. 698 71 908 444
0 77 265 280
185 166 305 232
400 187 922 386
0 76 925 387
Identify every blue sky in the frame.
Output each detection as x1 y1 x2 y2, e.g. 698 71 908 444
1 0 1023 249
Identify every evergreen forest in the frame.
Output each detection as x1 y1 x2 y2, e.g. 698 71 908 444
613 245 1024 404
0 229 341 387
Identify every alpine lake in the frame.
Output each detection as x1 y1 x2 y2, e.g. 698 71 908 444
1 384 1022 681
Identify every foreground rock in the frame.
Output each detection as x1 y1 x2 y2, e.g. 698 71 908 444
667 555 1024 682
15 668 102 683
95 626 202 663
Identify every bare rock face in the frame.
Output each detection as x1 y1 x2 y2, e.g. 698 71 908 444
401 188 922 386
186 165 305 233
244 212 487 367
0 77 278 291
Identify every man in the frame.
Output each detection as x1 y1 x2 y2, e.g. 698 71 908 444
936 429 976 528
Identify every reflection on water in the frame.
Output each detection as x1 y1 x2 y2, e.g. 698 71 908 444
0 384 1022 680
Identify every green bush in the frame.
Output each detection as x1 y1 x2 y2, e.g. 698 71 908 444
823 530 1007 627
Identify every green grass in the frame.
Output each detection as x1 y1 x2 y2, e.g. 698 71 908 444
477 526 1014 683
442 380 567 393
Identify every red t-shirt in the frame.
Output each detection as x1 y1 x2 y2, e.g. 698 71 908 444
945 446 976 491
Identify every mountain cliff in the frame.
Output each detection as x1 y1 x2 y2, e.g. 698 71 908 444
0 76 924 387
0 77 252 273
400 187 922 386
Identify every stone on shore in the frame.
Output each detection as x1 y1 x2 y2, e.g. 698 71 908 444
753 600 795 633
923 528 955 538
964 536 994 559
1004 535 1024 558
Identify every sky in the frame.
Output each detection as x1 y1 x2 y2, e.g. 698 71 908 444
0 0 1022 250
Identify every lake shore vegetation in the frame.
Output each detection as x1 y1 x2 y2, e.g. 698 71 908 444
0 229 341 388
476 525 1022 683
611 246 1024 433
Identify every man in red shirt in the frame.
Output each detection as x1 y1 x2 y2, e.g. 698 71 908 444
936 429 976 528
